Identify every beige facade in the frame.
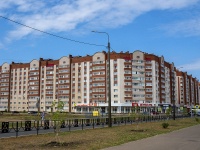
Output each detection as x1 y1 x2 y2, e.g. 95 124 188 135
0 50 199 113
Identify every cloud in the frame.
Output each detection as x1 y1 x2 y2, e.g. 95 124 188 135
0 0 199 41
178 60 200 71
0 0 45 12
160 18 200 37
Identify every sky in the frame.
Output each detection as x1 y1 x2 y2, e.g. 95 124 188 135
0 0 200 80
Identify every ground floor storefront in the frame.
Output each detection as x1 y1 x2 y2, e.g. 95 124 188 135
75 103 183 114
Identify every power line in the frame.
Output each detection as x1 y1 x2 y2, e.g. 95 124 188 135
0 15 106 48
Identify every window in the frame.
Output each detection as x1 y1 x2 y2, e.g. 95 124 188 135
146 83 152 86
114 89 118 92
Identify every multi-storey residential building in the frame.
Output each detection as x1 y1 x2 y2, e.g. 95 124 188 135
0 63 10 111
0 50 199 113
176 70 199 110
199 83 200 104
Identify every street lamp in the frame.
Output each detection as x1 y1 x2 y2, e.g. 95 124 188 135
172 68 176 120
173 93 176 120
36 97 40 116
92 31 112 127
189 101 193 118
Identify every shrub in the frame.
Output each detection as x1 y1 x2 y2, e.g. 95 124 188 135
195 117 199 122
162 122 169 129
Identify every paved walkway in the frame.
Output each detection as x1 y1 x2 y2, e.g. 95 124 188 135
103 124 200 150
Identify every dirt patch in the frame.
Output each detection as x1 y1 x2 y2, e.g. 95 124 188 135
131 129 147 132
44 140 83 148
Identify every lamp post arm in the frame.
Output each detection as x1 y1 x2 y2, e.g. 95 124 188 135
92 31 110 46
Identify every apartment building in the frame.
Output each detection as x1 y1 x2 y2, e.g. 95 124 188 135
176 71 199 109
0 50 199 113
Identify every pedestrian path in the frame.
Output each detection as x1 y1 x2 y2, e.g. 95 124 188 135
103 124 200 150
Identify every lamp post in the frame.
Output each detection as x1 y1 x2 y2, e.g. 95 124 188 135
27 98 29 112
97 86 100 116
173 97 175 120
0 99 1 112
36 97 40 116
173 72 176 120
92 31 112 127
190 102 193 118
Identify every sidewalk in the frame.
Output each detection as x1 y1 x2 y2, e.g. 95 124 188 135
103 124 200 150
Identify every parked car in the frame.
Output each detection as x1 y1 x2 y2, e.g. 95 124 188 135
188 111 200 116
12 111 20 114
28 111 38 115
196 112 200 116
152 111 159 115
142 112 151 115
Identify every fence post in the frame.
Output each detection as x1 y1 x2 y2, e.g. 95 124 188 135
69 120 71 131
102 118 104 128
16 121 18 138
37 120 39 135
93 119 94 129
2 122 9 133
82 119 84 130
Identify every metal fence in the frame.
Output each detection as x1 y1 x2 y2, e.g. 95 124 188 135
0 114 191 138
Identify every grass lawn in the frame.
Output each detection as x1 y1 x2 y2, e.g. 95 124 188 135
0 113 86 122
0 117 199 150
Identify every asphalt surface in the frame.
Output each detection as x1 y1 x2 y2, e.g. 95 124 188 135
103 124 200 150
